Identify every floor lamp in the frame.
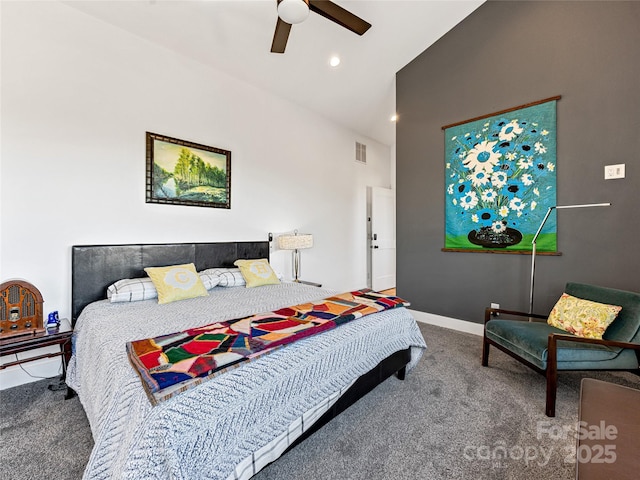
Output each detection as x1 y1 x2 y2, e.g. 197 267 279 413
529 202 611 315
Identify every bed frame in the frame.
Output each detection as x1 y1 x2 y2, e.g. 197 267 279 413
71 241 410 459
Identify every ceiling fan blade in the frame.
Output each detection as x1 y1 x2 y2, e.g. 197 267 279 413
309 0 371 35
271 18 292 53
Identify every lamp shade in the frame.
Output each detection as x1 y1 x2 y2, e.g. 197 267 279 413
277 0 310 24
278 233 313 250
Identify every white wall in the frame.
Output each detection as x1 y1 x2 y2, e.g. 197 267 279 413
0 1 392 388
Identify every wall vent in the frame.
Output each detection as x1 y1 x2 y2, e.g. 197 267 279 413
355 142 367 164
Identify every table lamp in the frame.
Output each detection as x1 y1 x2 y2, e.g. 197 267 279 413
278 230 313 282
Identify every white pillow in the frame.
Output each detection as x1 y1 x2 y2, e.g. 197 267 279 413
107 272 220 303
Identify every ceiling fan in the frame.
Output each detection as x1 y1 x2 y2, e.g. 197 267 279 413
271 0 372 54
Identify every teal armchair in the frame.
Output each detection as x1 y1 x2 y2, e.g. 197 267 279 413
482 283 640 417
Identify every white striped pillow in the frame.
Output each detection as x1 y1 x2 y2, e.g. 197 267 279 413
200 268 246 287
198 273 221 291
200 267 284 287
107 277 158 303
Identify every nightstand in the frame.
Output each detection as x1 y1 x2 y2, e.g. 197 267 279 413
0 318 73 396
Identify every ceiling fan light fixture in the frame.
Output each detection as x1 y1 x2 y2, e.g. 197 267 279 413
277 0 310 25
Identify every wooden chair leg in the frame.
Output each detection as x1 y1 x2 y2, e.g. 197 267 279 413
481 336 490 366
545 335 558 417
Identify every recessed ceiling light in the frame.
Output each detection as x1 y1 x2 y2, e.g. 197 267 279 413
329 56 341 67
390 114 398 122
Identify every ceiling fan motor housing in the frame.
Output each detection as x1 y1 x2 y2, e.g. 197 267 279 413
277 0 310 25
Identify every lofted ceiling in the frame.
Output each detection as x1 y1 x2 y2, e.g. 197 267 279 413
64 0 484 146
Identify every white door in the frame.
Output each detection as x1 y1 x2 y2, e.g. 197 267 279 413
371 187 396 291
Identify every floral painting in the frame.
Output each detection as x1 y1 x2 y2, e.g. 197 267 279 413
146 132 231 209
443 98 558 252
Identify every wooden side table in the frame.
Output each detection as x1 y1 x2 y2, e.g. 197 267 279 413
0 318 73 396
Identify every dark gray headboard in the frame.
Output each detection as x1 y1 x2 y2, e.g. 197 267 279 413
71 241 270 324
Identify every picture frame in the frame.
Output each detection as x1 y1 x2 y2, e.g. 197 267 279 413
442 96 559 253
146 132 231 209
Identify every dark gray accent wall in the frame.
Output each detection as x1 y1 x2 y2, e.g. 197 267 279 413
396 1 640 323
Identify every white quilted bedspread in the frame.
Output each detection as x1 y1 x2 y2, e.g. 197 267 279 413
67 283 426 479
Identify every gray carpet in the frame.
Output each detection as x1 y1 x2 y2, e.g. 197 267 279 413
1 322 637 480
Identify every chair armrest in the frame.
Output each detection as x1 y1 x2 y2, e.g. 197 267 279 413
548 333 640 351
484 307 547 324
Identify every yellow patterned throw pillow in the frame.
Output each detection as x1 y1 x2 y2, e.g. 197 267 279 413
547 293 622 339
234 258 280 288
144 263 209 304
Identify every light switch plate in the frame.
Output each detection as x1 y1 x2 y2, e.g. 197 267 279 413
604 164 625 179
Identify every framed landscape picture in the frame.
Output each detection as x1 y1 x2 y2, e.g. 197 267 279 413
442 97 559 253
146 132 231 209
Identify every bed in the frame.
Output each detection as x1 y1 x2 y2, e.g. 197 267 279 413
67 241 427 480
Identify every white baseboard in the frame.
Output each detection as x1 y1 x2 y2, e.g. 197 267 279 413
408 309 484 336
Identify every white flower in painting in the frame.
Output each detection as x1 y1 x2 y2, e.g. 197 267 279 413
481 189 497 203
491 171 508 188
541 129 549 136
451 136 457 141
518 157 533 170
492 221 507 233
547 162 555 171
463 140 501 173
471 214 479 223
446 163 451 169
533 187 540 196
521 173 534 186
499 120 523 141
534 142 547 154
531 201 537 210
499 206 510 217
509 197 526 212
470 170 490 187
452 198 458 206
505 151 517 161
460 191 479 210
484 122 490 127
465 133 471 137
447 184 454 195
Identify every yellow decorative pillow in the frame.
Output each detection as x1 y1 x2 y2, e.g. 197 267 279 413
144 263 209 304
547 293 622 339
233 258 280 288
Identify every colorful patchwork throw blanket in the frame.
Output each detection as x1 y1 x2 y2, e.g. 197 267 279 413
127 289 408 404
